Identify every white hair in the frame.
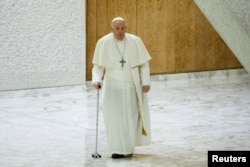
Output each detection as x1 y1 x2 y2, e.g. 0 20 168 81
111 17 126 28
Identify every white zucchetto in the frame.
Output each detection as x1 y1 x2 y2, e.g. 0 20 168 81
112 17 125 23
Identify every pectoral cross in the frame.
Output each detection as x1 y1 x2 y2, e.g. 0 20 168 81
120 58 126 68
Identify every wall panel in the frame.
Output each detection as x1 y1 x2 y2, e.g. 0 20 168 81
97 0 106 38
187 0 196 71
106 0 116 31
86 0 97 79
156 0 168 73
126 0 137 34
146 0 157 73
165 0 176 73
136 0 147 42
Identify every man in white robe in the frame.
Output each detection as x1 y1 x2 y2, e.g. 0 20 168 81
92 17 151 159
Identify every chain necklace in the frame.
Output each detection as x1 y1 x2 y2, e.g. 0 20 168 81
114 38 126 68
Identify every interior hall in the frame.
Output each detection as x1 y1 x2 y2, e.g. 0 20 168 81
0 0 249 166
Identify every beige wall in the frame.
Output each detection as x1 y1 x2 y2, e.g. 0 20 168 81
86 0 241 80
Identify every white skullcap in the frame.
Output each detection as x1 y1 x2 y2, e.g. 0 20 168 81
111 17 125 23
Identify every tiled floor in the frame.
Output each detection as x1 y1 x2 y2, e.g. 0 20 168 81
0 69 250 167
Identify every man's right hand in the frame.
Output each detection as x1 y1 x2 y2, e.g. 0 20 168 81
93 82 101 89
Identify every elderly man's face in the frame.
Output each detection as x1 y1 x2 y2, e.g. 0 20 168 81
111 21 126 40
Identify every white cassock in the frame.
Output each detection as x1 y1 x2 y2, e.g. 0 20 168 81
92 32 151 155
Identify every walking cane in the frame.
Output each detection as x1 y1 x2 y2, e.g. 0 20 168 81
92 85 102 158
